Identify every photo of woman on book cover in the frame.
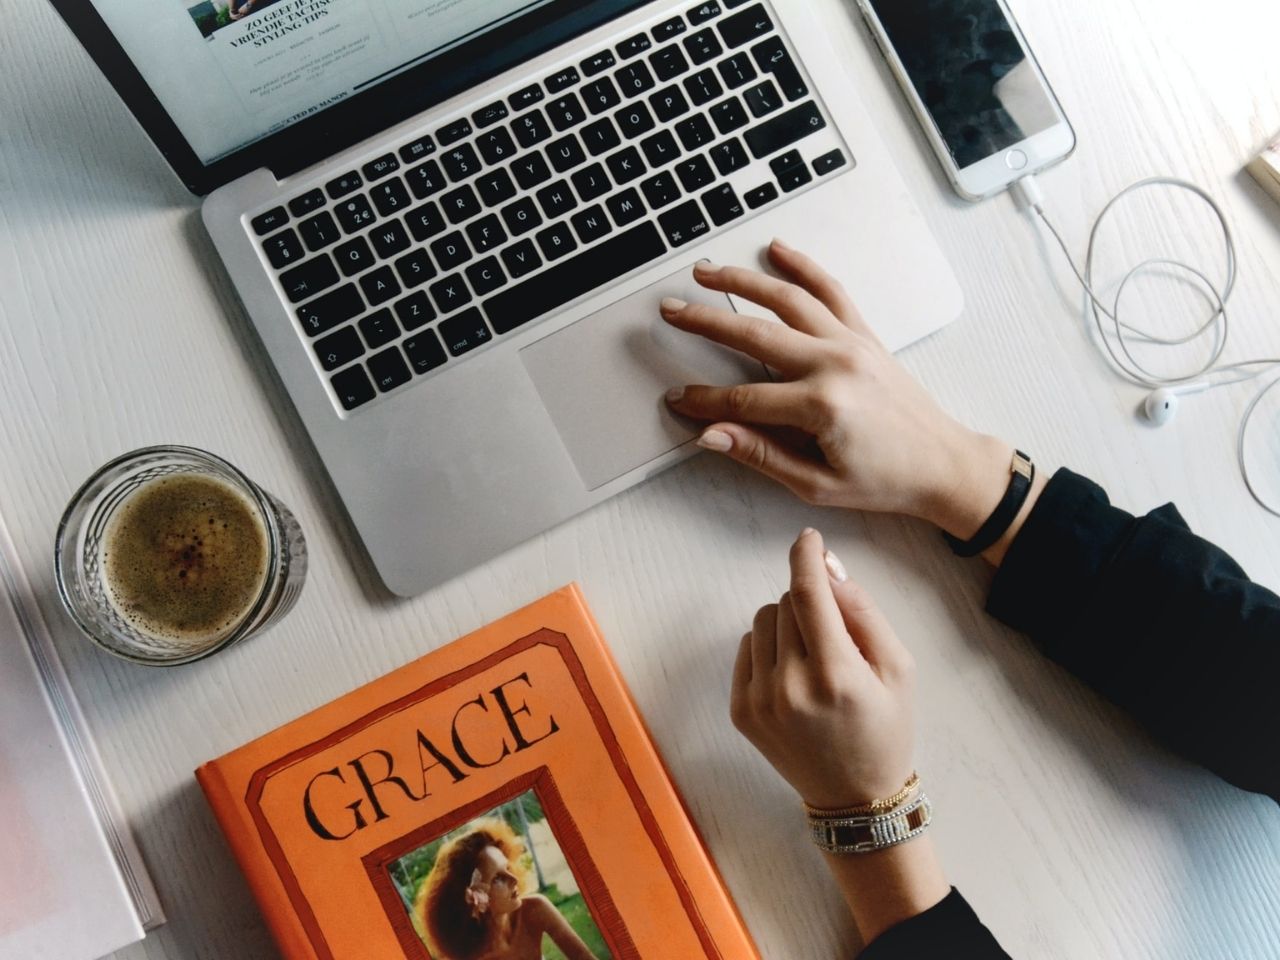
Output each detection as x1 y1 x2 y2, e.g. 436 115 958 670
388 791 609 960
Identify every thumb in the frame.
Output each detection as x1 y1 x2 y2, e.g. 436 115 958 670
823 551 913 679
696 423 834 502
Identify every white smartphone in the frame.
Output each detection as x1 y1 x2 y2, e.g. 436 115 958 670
857 0 1076 201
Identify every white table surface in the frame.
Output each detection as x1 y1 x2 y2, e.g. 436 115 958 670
4 1 1280 957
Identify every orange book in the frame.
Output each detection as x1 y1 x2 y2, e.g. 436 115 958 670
196 585 760 960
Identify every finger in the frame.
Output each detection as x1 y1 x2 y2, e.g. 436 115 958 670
824 552 911 678
776 591 806 659
660 297 821 375
767 239 880 343
751 603 779 672
730 632 752 722
666 382 821 432
692 260 844 338
692 423 837 504
789 529 871 675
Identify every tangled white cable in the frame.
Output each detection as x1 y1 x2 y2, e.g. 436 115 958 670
1012 174 1280 517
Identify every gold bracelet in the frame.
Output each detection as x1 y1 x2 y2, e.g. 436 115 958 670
802 772 921 818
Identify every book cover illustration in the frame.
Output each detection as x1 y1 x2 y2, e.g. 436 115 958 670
196 585 759 960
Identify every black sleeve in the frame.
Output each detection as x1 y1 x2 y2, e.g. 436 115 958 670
987 468 1280 801
856 888 1010 959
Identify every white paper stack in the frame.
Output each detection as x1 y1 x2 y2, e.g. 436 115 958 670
0 511 163 960
1248 134 1280 204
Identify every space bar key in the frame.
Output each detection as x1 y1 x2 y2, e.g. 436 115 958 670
483 222 667 336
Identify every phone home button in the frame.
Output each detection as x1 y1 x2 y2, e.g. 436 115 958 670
1005 149 1029 171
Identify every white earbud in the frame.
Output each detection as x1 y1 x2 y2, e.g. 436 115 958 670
1143 381 1211 426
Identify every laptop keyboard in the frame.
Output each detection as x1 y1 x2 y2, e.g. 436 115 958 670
246 1 852 414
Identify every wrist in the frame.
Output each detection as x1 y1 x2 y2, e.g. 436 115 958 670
823 836 950 945
918 429 1013 538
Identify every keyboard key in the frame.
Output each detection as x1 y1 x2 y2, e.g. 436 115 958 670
395 249 436 288
546 66 580 92
331 364 376 410
512 109 552 148
745 182 778 208
710 97 750 134
641 129 682 167
363 153 400 181
744 79 782 117
334 236 376 276
466 256 507 296
473 100 509 128
263 229 303 269
370 221 411 259
251 206 288 235
289 189 327 217
442 144 483 182
404 329 448 374
814 148 848 176
658 199 710 247
687 2 721 25
336 195 376 233
298 284 363 336
744 100 825 158
314 325 364 371
438 118 473 146
571 163 612 202
547 135 587 173
718 52 757 88
501 239 543 278
582 117 622 156
280 255 339 303
466 213 507 253
675 154 715 191
326 171 362 200
718 3 772 47
368 347 412 392
616 62 656 97
439 307 492 356
501 196 543 236
407 159 447 199
399 136 436 164
641 171 682 209
395 290 435 329
571 204 613 244
770 148 813 192
370 178 411 216
537 180 578 219
485 223 666 335
476 168 517 207
684 69 723 106
653 15 687 42
650 85 691 122
442 184 482 225
675 114 715 150
537 222 578 260
582 77 621 114
751 36 808 100
650 46 691 83
513 153 553 190
616 102 656 139
406 201 447 241
359 309 400 348
546 94 587 131
299 211 340 251
430 273 473 314
617 33 652 59
702 183 745 225
684 28 723 64
476 128 518 165
710 137 750 174
359 266 401 305
431 232 472 270
607 187 646 226
581 50 616 76
509 84 545 111
606 146 646 184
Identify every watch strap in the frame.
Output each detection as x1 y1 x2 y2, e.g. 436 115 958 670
942 450 1035 558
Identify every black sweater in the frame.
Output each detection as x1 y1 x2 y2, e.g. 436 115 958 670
859 469 1280 959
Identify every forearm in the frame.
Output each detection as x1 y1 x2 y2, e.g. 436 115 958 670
823 837 950 946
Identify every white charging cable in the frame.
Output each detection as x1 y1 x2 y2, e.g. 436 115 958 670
1012 174 1280 517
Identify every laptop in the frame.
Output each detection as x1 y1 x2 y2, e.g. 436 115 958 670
50 0 963 596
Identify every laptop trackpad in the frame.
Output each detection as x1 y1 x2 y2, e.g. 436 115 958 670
520 267 769 491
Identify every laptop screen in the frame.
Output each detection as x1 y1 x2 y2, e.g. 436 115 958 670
85 0 558 166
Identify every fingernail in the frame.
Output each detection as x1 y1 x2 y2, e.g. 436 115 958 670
697 429 733 452
694 260 722 275
771 237 792 251
824 549 848 583
799 527 817 538
665 386 684 404
660 296 687 313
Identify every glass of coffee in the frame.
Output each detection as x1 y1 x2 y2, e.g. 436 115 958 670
55 445 307 666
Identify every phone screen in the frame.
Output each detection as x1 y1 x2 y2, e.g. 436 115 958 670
867 0 1060 169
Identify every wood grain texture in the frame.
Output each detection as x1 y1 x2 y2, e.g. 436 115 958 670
2 0 1279 957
